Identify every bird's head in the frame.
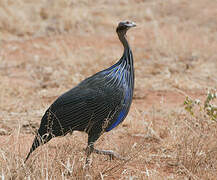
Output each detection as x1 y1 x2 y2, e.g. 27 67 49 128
116 21 136 35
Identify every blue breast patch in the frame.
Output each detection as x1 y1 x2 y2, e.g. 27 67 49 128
105 63 132 132
106 109 126 132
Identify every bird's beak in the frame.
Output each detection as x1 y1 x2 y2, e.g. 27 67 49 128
131 22 136 27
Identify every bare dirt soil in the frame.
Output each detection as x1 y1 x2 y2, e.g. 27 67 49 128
1 0 217 179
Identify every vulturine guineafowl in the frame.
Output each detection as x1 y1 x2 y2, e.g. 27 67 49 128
25 21 136 164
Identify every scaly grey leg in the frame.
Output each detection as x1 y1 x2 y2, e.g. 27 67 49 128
93 149 124 160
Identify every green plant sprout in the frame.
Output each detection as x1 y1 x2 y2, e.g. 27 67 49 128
184 89 217 121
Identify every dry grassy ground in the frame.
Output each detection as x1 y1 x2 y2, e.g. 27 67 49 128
0 0 217 179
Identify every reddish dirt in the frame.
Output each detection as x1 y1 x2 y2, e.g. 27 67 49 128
0 33 210 178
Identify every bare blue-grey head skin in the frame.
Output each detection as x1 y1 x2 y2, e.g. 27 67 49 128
25 21 136 164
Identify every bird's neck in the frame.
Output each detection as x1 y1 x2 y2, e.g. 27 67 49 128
118 33 130 51
118 32 133 67
118 32 134 90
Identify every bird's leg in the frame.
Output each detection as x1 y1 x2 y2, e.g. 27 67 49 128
85 133 101 165
92 149 124 160
85 135 124 162
85 142 94 165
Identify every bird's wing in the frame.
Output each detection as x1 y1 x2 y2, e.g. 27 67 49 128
48 85 123 134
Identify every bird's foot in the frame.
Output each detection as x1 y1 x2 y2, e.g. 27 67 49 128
93 149 124 160
83 159 91 169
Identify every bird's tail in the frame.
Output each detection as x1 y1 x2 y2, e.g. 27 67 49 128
24 132 52 163
25 108 54 163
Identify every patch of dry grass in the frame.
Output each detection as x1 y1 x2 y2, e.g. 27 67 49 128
0 0 217 179
1 104 217 179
